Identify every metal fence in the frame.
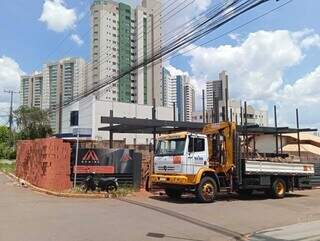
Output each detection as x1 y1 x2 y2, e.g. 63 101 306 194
310 163 320 187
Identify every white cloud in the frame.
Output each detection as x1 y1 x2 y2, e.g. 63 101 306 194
39 0 77 32
276 66 320 127
183 30 304 101
164 62 189 77
300 34 320 49
175 29 320 126
70 34 84 46
0 56 24 106
279 66 320 104
228 33 241 43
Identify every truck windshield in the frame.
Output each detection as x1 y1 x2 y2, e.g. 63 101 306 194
155 138 186 156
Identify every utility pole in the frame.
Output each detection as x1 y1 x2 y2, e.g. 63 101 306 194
4 90 19 131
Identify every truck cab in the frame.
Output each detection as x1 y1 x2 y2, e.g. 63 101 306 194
152 131 220 202
154 132 209 176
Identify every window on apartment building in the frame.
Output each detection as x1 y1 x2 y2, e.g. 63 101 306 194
70 111 79 126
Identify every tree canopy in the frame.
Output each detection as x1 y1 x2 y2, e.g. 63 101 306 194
14 106 53 140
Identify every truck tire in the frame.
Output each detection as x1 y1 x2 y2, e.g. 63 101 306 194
271 178 286 199
165 188 182 199
196 176 217 203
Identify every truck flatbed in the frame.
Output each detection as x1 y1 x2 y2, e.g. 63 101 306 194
245 160 314 176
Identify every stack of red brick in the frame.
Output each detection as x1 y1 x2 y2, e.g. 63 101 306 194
16 138 71 192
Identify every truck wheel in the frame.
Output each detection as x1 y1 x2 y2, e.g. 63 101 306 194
165 188 182 199
196 176 217 203
271 178 286 199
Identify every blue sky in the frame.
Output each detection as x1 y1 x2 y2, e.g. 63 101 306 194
0 0 319 128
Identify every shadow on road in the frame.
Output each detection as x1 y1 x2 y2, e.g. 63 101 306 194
149 191 308 204
146 232 205 241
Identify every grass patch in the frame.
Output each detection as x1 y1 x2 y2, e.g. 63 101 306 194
109 185 136 198
0 161 16 174
68 184 136 198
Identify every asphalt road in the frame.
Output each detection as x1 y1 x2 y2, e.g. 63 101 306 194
1 172 320 241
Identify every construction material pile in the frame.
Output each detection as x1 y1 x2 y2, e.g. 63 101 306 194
16 138 71 192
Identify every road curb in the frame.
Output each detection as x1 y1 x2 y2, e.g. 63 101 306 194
2 171 109 199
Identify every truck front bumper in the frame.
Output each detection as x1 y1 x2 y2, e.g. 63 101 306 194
150 174 196 185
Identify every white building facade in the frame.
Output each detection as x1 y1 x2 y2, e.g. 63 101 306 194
176 75 195 122
160 67 177 108
61 95 174 144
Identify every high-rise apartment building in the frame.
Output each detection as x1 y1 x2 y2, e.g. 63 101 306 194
184 80 195 122
160 67 177 108
42 57 86 133
176 75 195 122
206 71 228 109
20 72 43 108
90 0 162 105
206 71 228 122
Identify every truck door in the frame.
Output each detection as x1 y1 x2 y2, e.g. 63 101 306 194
187 136 208 175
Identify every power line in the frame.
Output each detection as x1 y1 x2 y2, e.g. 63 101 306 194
170 0 294 61
84 0 196 82
50 0 272 114
54 0 264 110
85 0 230 97
61 0 179 60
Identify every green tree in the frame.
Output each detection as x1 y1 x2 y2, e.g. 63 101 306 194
0 126 16 159
0 126 10 143
14 106 53 140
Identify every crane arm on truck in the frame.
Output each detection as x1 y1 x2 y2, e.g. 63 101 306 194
203 122 236 174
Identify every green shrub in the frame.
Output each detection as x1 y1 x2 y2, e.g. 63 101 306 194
0 143 16 160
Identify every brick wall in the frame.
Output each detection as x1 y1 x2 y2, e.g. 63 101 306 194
16 138 71 192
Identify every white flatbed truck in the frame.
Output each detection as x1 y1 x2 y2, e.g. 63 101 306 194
150 122 315 203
